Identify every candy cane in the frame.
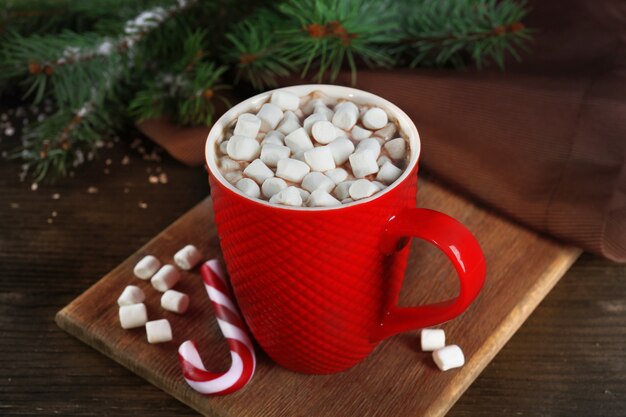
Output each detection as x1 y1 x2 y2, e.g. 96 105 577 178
178 259 256 395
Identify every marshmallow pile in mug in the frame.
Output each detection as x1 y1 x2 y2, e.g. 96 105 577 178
215 90 409 207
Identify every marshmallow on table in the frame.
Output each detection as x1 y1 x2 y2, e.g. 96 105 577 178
307 189 341 207
356 138 382 159
311 121 340 144
134 255 160 280
119 303 148 329
334 180 355 200
174 244 203 270
327 137 355 165
351 125 372 140
421 328 446 352
161 289 190 314
376 161 403 184
224 171 243 184
269 186 303 206
349 179 379 200
257 103 283 131
146 319 173 344
304 146 336 172
261 130 285 146
332 101 359 130
325 167 349 184
243 159 274 184
226 135 261 161
384 138 407 160
374 123 397 140
233 113 261 138
117 285 145 306
276 111 301 135
262 177 288 198
151 264 182 292
235 178 261 198
284 128 314 154
302 172 335 193
433 345 465 371
276 158 310 183
362 107 388 130
270 91 300 111
260 143 290 167
349 151 379 178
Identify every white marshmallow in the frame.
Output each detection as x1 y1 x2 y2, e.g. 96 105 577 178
133 255 160 280
327 137 355 165
372 180 386 190
302 172 335 193
307 189 341 207
351 125 372 141
173 244 203 270
314 105 334 121
276 158 310 183
269 186 303 206
349 179 379 200
325 168 349 184
334 180 355 200
119 303 148 329
257 103 283 131
356 138 381 159
235 178 261 198
303 146 336 172
284 128 314 154
233 113 261 138
161 289 190 314
260 143 291 167
311 121 341 144
151 264 182 292
262 177 288 198
117 285 145 306
421 329 446 352
349 151 379 178
293 151 306 161
226 135 261 161
341 198 354 204
301 98 325 114
332 101 359 130
377 155 392 167
261 130 285 146
433 345 465 371
146 319 173 344
243 159 274 184
376 161 403 184
224 171 243 184
219 157 240 172
303 113 327 134
296 187 310 201
384 138 407 160
276 111 301 135
219 140 229 154
362 107 388 130
374 123 397 140
270 91 300 111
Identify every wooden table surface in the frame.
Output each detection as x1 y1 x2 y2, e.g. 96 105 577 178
1 112 625 416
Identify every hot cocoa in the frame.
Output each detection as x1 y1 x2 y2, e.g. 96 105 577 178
215 90 410 207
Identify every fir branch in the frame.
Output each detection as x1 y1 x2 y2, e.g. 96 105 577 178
223 10 296 90
277 0 397 84
397 0 532 69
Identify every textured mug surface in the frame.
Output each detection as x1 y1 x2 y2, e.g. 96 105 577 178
205 85 485 374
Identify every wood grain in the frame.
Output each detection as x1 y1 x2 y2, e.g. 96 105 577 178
55 178 580 417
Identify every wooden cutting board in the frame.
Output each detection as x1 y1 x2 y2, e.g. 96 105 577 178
56 178 581 417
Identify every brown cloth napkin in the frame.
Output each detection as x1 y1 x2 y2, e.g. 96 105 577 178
149 0 626 262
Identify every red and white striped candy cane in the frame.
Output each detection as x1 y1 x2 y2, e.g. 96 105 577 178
178 259 256 395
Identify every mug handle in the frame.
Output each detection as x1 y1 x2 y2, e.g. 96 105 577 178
372 208 486 342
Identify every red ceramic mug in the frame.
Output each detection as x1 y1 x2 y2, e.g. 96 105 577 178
205 85 486 374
